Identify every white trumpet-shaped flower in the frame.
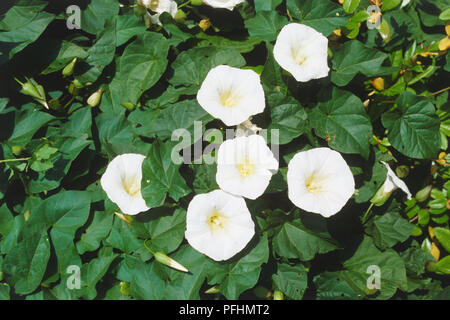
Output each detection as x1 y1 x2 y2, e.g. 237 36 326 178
185 189 255 261
142 0 178 26
216 135 278 200
287 148 355 217
273 23 330 82
100 153 149 216
197 65 265 126
370 161 412 206
203 0 245 10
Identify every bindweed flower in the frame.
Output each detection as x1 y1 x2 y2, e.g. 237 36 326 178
100 153 150 216
370 161 412 206
273 23 329 82
197 65 265 126
142 0 178 26
185 189 255 261
216 135 278 200
287 147 355 217
202 0 245 10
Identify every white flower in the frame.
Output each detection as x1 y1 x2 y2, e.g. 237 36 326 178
100 153 149 215
273 23 330 82
216 135 278 200
185 189 255 261
287 147 355 217
142 0 178 26
202 0 245 10
380 161 412 198
401 0 411 8
197 65 265 126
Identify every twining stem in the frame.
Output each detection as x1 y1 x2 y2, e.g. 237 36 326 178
427 86 450 97
178 0 192 9
0 157 31 163
143 238 156 255
361 202 375 224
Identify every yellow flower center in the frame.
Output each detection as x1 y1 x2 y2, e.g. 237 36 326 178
292 47 307 66
149 0 160 11
236 159 255 179
123 177 141 197
305 172 326 194
207 210 228 232
219 90 240 108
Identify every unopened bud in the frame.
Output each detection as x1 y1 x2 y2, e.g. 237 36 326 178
62 58 77 77
371 77 384 91
370 183 392 206
174 9 187 22
154 252 189 273
415 185 432 202
87 88 104 107
114 212 133 225
120 102 136 111
205 286 220 294
16 77 49 109
11 145 22 156
273 290 284 300
199 19 211 31
191 0 203 6
395 165 409 178
120 281 131 296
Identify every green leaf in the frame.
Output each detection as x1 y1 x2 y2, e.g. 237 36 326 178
244 11 288 41
272 263 308 300
27 191 91 272
339 236 407 299
76 18 116 84
137 208 187 254
381 91 441 159
76 211 114 255
343 0 361 14
331 40 388 86
7 109 54 147
286 0 348 36
197 34 261 53
207 235 269 300
169 46 245 92
273 219 339 261
79 253 118 299
267 90 308 145
128 257 166 299
79 0 120 35
191 163 219 194
0 11 54 59
313 272 359 300
440 8 450 20
381 0 402 11
254 0 283 12
116 14 147 47
3 231 51 295
434 227 450 253
41 41 88 75
141 140 191 208
0 0 48 31
114 32 169 105
106 216 142 255
366 211 414 250
164 245 210 299
309 86 373 158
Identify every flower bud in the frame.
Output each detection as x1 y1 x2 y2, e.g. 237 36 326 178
120 281 131 296
415 185 432 202
205 286 220 294
154 252 189 273
87 88 104 107
174 9 187 22
199 19 211 31
395 165 409 178
16 77 49 109
370 182 393 207
120 102 136 111
371 77 384 91
114 212 134 225
191 0 203 6
62 58 77 77
11 145 22 156
273 290 284 300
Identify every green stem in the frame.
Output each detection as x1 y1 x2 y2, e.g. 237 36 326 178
178 0 192 9
143 239 155 255
0 157 31 163
362 202 375 224
305 129 319 148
